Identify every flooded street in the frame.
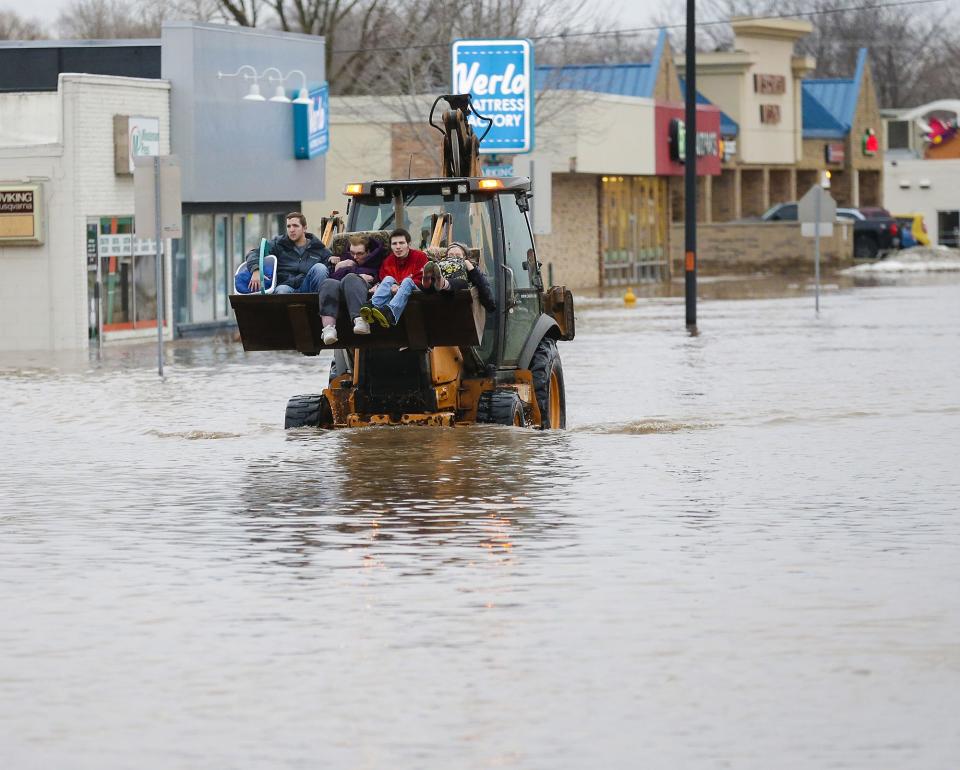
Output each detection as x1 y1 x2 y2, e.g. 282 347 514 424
2 274 959 769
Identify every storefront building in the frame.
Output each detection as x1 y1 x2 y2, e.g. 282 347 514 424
677 19 884 220
314 17 882 291
0 24 326 351
0 71 171 351
883 99 960 246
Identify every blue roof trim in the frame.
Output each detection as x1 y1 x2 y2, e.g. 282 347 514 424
647 28 667 97
678 77 739 136
534 62 655 96
849 47 867 127
802 48 868 139
534 28 667 99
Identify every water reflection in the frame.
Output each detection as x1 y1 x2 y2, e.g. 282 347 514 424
1 275 959 769
234 428 581 573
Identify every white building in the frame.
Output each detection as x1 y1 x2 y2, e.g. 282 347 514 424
883 100 960 246
0 74 171 351
0 24 328 353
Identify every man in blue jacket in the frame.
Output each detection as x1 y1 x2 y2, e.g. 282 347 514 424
244 212 333 294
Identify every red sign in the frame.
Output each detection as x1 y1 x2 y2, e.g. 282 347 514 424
655 103 722 176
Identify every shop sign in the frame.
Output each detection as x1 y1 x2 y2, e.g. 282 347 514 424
482 162 515 177
668 118 719 163
114 115 160 175
722 138 737 161
293 83 329 159
759 104 781 124
825 143 846 164
87 224 98 269
754 74 786 95
452 38 533 154
97 233 159 257
0 185 43 245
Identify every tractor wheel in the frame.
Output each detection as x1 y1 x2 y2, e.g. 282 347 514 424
530 337 566 429
476 389 526 427
284 393 333 429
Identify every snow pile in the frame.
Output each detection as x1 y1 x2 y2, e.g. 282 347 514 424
842 245 960 273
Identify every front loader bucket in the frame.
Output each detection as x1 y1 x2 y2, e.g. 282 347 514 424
229 288 486 354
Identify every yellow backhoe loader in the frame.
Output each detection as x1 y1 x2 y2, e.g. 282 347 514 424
230 94 575 428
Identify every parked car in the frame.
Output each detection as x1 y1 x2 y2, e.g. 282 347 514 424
763 201 899 259
894 213 931 247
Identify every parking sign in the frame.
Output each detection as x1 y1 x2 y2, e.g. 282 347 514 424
452 39 534 154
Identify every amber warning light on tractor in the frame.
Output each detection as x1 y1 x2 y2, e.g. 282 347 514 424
477 178 504 190
344 183 363 195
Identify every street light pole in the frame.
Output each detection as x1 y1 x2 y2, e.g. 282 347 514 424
684 0 698 330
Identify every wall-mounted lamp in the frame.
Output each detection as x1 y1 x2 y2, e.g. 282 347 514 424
218 65 314 105
899 180 911 189
919 179 931 189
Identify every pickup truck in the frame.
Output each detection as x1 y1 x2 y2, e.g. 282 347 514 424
762 202 899 259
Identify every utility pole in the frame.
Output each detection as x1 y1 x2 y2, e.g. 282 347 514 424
684 0 698 330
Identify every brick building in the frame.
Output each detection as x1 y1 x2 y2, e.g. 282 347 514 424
0 74 171 350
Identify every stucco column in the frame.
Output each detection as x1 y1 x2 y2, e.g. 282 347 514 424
762 167 771 211
734 168 742 220
851 169 860 208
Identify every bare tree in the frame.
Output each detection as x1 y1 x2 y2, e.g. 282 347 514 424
58 0 218 38
0 8 46 39
654 0 960 109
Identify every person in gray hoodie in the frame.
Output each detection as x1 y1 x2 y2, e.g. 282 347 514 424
243 212 332 294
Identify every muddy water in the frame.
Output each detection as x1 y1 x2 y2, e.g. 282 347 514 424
1 275 959 769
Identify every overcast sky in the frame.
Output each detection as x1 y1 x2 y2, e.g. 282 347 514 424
14 0 664 36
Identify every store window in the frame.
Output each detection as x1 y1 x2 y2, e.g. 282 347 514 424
938 211 959 247
173 210 288 330
90 216 164 335
600 176 669 286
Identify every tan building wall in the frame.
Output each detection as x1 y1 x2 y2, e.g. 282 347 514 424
302 124 392 224
534 174 600 290
730 20 810 165
848 63 883 175
669 220 854 274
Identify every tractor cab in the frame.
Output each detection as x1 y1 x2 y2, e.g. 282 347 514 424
229 94 575 429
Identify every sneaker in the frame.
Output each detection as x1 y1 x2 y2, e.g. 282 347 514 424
362 303 394 329
353 316 371 335
321 325 338 345
422 260 441 289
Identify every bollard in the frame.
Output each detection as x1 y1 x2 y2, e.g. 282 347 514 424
624 287 636 305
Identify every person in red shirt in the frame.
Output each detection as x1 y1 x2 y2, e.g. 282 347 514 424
361 228 429 328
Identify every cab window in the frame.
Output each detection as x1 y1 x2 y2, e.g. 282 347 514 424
499 194 535 289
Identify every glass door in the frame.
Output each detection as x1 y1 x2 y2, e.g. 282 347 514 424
190 214 215 323
96 216 164 332
937 211 959 247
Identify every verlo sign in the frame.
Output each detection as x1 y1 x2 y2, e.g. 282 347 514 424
452 39 533 154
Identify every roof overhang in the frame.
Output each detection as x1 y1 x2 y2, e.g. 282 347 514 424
731 17 813 41
675 51 754 76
